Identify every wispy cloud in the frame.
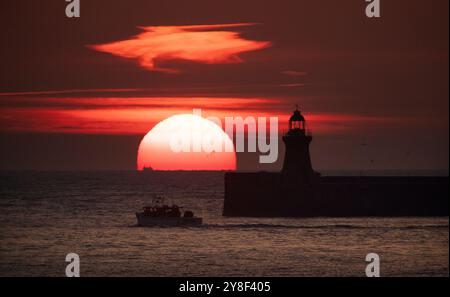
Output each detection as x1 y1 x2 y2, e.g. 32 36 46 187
0 96 410 135
0 89 140 97
279 83 305 88
281 70 307 76
90 23 271 73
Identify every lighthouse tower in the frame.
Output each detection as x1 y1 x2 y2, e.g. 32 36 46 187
281 107 318 183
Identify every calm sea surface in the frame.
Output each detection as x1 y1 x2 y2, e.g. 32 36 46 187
0 171 448 277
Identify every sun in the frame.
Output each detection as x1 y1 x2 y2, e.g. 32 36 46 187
137 114 236 170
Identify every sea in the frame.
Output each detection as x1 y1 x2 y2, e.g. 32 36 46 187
0 171 448 277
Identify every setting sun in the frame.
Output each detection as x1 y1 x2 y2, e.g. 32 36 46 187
137 114 236 170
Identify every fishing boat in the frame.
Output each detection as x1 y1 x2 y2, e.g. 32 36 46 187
136 196 202 227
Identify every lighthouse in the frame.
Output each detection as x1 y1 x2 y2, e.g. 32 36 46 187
223 107 448 217
281 107 318 183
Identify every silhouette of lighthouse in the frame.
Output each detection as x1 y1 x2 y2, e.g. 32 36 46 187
281 106 319 183
223 107 448 217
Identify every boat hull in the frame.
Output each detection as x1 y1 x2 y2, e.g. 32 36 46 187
136 213 203 227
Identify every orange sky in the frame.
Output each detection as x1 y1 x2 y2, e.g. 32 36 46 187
0 0 447 171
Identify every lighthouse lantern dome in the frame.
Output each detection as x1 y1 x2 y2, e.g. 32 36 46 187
289 107 305 130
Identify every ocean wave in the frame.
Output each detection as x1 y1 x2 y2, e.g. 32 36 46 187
199 223 449 230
